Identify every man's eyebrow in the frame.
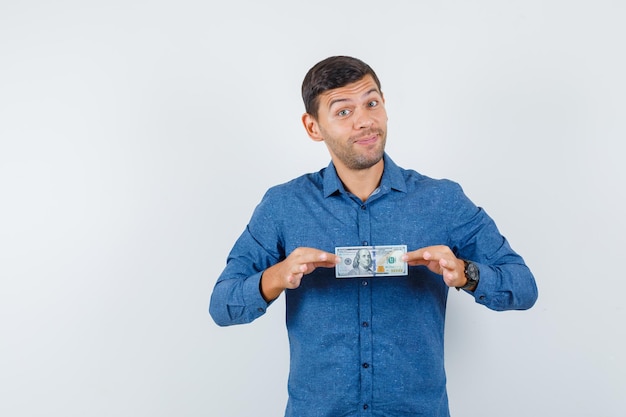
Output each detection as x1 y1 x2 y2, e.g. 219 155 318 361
328 88 381 109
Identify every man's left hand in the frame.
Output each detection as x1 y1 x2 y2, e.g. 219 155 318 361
402 245 467 288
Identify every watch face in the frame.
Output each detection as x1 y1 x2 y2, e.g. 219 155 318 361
466 262 479 281
458 260 479 291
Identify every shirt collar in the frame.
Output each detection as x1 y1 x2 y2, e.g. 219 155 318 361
322 153 407 198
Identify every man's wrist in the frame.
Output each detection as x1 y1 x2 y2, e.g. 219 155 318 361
260 266 285 302
456 260 480 292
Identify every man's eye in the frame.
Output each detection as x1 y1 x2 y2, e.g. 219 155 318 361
338 109 351 117
368 100 379 107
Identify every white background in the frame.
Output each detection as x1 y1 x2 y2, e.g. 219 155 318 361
1 1 624 416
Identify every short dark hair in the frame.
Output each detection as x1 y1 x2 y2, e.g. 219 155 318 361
301 56 382 119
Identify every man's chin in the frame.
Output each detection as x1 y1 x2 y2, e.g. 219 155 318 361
349 153 384 170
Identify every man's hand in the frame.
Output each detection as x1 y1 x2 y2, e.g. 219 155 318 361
402 245 467 289
261 247 340 302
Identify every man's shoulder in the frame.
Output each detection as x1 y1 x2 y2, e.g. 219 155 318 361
260 168 326 202
384 155 461 194
269 169 324 190
400 168 461 192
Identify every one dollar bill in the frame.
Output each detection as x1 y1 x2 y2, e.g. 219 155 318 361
335 245 408 278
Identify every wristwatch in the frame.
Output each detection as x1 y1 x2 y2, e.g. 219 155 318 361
456 260 480 291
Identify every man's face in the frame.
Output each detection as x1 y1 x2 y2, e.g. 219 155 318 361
304 75 388 171
358 250 372 268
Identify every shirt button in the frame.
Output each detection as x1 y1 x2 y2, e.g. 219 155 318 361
257 307 264 313
361 205 366 210
362 363 369 368
362 280 368 286
362 241 368 245
363 404 369 410
362 321 369 327
479 295 485 300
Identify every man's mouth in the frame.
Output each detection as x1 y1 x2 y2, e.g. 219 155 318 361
353 134 378 145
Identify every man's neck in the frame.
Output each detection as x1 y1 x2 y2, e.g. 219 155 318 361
335 159 384 202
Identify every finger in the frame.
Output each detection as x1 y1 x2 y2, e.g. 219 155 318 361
402 248 426 264
312 252 341 267
286 249 340 280
292 264 308 278
404 246 452 262
287 273 301 285
439 258 451 269
403 246 447 260
313 258 341 269
292 248 339 264
403 249 440 266
299 255 340 271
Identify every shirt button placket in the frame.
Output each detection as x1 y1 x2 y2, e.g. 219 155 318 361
359 302 373 414
357 202 373 413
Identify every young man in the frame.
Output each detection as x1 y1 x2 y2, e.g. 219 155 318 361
209 56 538 416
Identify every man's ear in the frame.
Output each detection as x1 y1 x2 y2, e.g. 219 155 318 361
302 113 324 142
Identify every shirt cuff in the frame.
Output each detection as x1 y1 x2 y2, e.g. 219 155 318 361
471 262 495 307
243 271 271 318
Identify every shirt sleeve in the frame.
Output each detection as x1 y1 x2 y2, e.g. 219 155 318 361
209 192 284 326
446 182 538 311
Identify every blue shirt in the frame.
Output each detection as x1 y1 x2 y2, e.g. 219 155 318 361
209 154 538 417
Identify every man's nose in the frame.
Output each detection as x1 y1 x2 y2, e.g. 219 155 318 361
353 108 373 129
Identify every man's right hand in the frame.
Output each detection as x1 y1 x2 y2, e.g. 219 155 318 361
260 247 340 302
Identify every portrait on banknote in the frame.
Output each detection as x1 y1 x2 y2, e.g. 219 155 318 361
346 248 374 276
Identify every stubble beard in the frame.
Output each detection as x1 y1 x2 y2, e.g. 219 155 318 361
341 128 387 170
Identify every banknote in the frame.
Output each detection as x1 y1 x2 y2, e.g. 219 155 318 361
335 245 408 278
